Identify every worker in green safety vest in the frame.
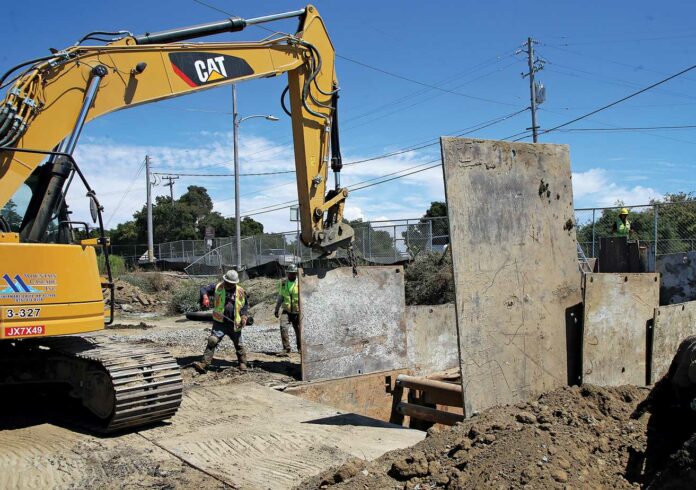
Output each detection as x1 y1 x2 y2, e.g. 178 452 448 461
192 269 249 373
274 264 300 354
612 208 635 238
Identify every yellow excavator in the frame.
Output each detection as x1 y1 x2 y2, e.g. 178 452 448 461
0 5 353 432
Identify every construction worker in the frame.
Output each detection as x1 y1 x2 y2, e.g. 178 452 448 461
192 269 249 373
274 264 300 353
613 208 634 237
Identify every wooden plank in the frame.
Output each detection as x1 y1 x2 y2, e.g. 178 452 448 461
298 266 406 381
582 273 659 386
441 137 583 416
651 301 696 384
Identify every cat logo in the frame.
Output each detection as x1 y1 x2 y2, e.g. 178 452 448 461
169 52 254 87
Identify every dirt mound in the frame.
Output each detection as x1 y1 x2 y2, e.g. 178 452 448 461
299 384 668 489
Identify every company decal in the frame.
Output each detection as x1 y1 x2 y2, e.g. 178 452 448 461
0 273 57 303
4 325 45 337
169 52 254 87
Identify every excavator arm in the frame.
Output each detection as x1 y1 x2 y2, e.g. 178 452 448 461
0 5 353 252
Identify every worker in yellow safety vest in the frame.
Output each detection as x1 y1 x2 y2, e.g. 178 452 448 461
274 264 300 353
613 208 635 238
193 269 249 373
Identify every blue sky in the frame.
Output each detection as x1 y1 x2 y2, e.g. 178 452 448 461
2 0 695 233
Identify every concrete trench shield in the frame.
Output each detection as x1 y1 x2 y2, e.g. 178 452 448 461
651 300 696 384
441 137 582 416
582 273 659 386
299 266 407 381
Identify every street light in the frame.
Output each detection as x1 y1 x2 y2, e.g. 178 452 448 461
232 84 279 271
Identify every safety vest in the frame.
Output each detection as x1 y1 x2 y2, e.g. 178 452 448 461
615 218 631 237
212 282 245 326
279 279 299 313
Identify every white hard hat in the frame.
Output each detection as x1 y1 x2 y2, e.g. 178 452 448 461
223 269 239 284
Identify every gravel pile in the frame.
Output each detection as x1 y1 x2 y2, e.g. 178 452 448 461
107 322 296 354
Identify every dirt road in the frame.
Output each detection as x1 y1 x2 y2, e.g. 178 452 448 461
0 316 424 489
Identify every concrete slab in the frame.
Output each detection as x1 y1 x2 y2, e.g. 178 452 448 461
656 251 696 305
299 266 407 381
651 301 696 383
441 137 582 416
405 305 459 375
145 383 424 490
582 273 659 386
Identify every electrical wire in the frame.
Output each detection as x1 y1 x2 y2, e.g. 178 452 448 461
555 124 696 132
335 54 519 107
106 159 146 227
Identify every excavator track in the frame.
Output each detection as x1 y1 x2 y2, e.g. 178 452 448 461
0 336 183 433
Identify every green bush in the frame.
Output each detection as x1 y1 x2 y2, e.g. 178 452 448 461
98 254 126 278
404 251 455 305
170 281 204 314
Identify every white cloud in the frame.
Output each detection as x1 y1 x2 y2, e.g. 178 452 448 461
572 168 662 207
65 132 446 236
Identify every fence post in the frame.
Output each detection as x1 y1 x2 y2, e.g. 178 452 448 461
426 219 431 252
394 225 397 261
591 208 596 258
653 204 659 269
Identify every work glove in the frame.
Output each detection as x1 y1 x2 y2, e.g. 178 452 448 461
240 315 248 328
202 295 210 308
274 309 279 319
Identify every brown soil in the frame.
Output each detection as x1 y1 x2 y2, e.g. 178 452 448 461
299 384 696 489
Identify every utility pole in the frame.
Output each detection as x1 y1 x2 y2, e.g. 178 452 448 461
231 84 278 271
521 37 545 143
145 155 155 263
162 175 179 200
232 84 241 271
527 38 538 142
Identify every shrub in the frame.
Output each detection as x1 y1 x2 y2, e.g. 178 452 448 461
404 251 455 305
98 254 126 278
170 281 204 314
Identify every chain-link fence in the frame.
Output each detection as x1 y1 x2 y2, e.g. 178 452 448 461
575 201 696 263
110 200 694 274
182 217 451 276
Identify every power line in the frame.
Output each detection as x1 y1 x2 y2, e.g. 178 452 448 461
556 124 696 132
152 169 294 177
106 159 146 227
335 54 519 107
240 160 444 217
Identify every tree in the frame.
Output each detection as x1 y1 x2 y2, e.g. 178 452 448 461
107 186 266 252
1 199 22 231
178 185 213 220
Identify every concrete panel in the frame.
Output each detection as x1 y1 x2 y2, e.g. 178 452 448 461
651 301 696 384
582 273 659 386
656 251 696 305
286 368 411 422
300 266 407 381
441 137 582 416
405 305 459 375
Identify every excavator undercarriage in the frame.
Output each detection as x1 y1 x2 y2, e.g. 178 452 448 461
0 337 183 432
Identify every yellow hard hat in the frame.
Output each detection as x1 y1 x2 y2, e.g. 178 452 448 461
619 208 629 215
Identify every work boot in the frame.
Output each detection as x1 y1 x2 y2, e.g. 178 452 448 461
192 361 208 374
238 361 248 372
237 349 248 371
